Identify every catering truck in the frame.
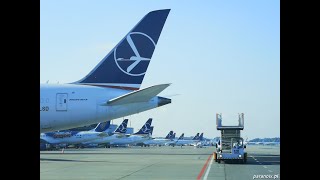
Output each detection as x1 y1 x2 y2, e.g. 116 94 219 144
213 113 247 164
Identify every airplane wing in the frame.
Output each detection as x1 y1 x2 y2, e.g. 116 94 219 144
102 84 171 106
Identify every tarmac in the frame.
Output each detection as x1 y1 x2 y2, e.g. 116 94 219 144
40 145 280 180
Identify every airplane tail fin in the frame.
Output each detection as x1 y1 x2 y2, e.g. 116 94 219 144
165 131 174 139
149 126 154 136
134 118 153 135
192 133 200 140
114 119 128 133
199 133 204 141
178 133 184 140
93 121 111 132
172 133 176 139
73 9 170 90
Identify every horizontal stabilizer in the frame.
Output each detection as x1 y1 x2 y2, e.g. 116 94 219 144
104 84 170 106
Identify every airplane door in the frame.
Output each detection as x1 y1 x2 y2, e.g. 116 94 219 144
56 93 68 111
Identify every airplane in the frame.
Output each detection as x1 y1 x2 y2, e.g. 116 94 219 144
82 119 129 148
195 133 205 147
199 133 204 141
142 130 175 147
40 9 172 133
40 121 111 148
247 139 280 146
109 118 153 146
173 133 200 147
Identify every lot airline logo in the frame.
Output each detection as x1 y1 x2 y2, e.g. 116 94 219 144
114 32 155 76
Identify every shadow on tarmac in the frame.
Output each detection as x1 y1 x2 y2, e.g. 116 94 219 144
217 153 280 165
40 158 128 163
40 152 213 156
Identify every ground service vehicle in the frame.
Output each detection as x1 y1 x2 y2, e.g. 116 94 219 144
213 113 247 164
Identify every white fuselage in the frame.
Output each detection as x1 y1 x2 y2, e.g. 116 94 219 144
110 134 151 145
175 139 199 146
143 138 172 145
82 133 125 145
40 84 159 133
40 131 103 145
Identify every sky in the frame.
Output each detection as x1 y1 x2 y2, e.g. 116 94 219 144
40 0 280 139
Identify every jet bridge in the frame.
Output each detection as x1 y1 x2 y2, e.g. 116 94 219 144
214 113 247 163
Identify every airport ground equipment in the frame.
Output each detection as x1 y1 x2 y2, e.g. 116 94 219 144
213 113 247 163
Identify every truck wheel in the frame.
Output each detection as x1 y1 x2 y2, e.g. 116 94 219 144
217 160 221 164
213 152 217 162
244 153 247 163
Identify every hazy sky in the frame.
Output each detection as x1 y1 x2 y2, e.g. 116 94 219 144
40 0 279 139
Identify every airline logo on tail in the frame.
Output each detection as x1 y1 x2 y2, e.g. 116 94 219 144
141 118 153 133
115 32 155 76
192 133 200 140
178 133 184 140
142 123 152 133
165 131 174 139
117 124 126 132
134 118 153 135
115 119 128 133
94 121 111 132
75 9 170 89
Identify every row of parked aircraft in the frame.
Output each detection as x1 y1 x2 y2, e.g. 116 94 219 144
210 137 280 146
246 140 280 146
40 118 206 149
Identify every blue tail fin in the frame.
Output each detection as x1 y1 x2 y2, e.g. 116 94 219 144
165 131 174 139
172 133 176 139
73 9 170 90
192 133 200 140
114 119 128 133
134 118 153 135
199 133 203 141
178 133 184 140
149 126 154 135
93 121 111 132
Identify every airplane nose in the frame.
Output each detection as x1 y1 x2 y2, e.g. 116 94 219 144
158 97 171 107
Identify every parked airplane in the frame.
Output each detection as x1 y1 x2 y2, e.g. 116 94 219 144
247 139 280 146
174 133 200 146
142 130 175 147
109 118 153 146
195 133 205 147
82 119 129 148
40 121 111 148
40 9 171 133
